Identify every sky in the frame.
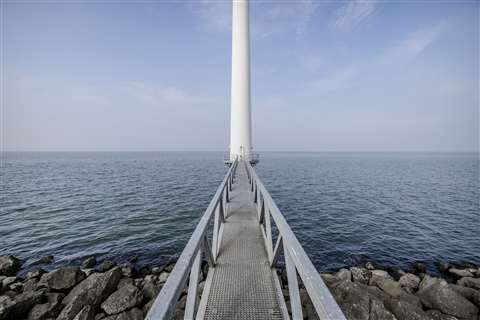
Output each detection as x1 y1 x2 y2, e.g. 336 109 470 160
2 0 479 152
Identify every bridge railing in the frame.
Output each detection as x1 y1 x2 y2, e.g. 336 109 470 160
145 158 238 320
245 161 346 320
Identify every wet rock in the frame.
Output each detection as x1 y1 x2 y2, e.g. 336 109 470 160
32 256 54 266
73 305 94 320
0 256 21 276
26 269 46 280
369 270 393 286
98 261 116 273
320 273 341 287
27 292 64 320
330 281 370 320
417 281 478 318
101 283 143 315
82 257 97 269
384 298 432 320
457 277 480 290
398 273 420 291
142 281 161 301
425 310 458 320
162 262 176 273
57 267 122 320
150 267 161 275
38 267 85 291
412 262 427 274
369 299 396 320
0 290 44 319
2 277 17 288
448 268 474 278
365 262 375 270
418 275 445 291
335 269 351 282
436 261 451 273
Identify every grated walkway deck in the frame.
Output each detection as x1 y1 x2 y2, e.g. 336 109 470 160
200 163 285 320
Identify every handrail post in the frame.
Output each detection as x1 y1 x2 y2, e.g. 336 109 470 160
184 248 202 320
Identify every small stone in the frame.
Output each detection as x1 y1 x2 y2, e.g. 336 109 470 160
151 267 161 275
32 255 54 266
398 273 420 291
98 261 116 273
457 277 480 290
101 284 143 315
436 261 451 273
162 262 176 273
9 282 23 292
418 281 478 318
82 256 97 269
121 266 133 278
350 267 371 285
448 268 474 278
0 255 22 276
142 281 162 300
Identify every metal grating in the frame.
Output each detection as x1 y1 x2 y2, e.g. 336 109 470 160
203 165 284 320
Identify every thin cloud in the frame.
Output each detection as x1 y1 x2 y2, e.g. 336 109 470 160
332 0 379 32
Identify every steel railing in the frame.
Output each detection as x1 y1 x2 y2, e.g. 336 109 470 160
244 161 346 320
145 158 238 320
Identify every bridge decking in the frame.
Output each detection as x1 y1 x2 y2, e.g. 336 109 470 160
198 163 285 320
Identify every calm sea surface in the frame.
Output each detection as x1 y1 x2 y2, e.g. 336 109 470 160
1 152 479 274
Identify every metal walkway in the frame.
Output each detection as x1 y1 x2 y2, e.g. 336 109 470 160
198 163 284 319
146 159 346 320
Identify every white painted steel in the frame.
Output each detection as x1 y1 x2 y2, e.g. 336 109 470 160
145 159 238 320
246 161 347 320
230 0 253 162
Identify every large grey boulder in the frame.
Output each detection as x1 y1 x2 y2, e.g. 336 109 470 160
369 299 397 320
101 284 143 315
103 308 143 320
27 292 64 320
418 275 445 291
369 270 393 286
330 281 370 320
449 284 480 307
375 278 403 297
335 269 352 282
417 281 478 319
350 267 371 285
0 290 44 320
384 299 433 320
57 267 122 320
448 268 474 278
425 310 458 320
457 277 480 290
38 267 85 291
0 256 21 276
72 305 94 320
398 273 420 291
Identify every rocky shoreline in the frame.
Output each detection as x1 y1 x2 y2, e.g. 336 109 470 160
1 255 479 320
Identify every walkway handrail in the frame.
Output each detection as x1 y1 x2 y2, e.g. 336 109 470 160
146 158 238 320
245 161 346 320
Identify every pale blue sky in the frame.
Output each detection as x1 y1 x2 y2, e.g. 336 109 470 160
3 0 479 151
